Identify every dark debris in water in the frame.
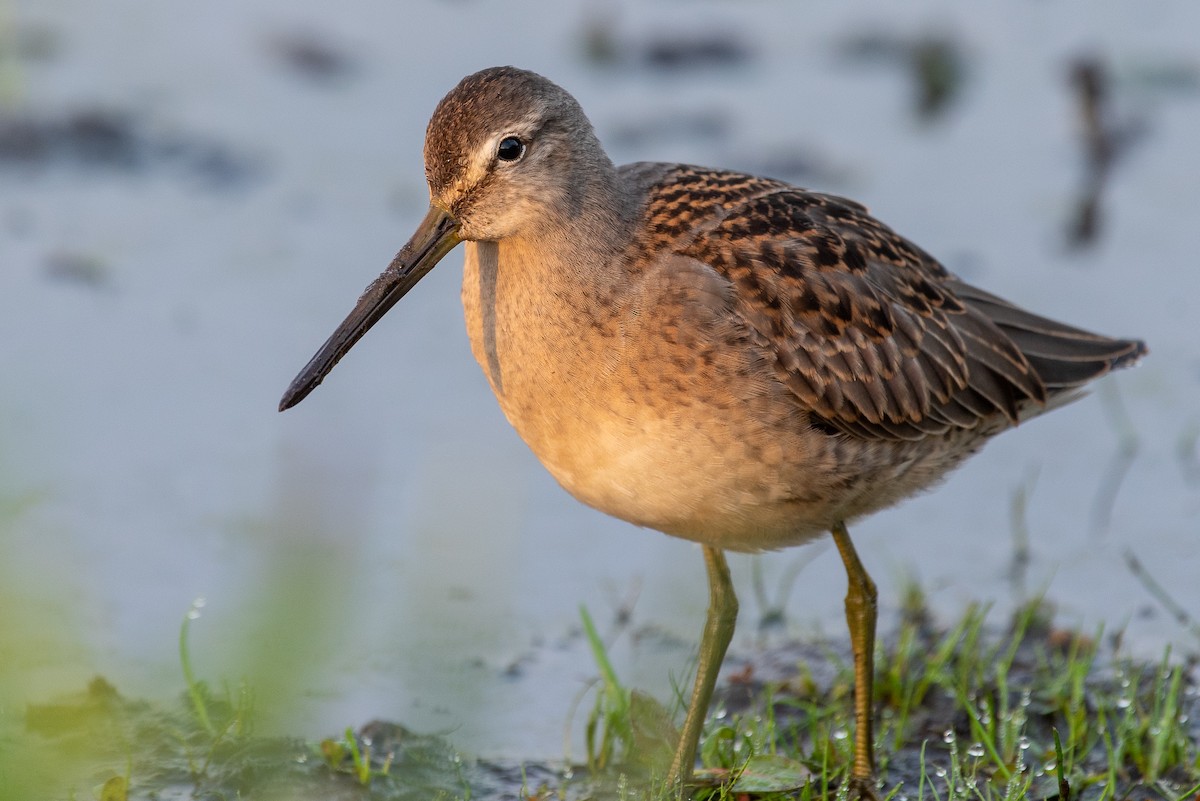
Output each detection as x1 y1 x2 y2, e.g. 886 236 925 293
836 28 970 122
643 33 752 72
1125 58 1200 95
910 37 966 121
266 29 358 83
0 107 263 189
1064 54 1150 251
43 250 114 290
0 23 61 63
580 14 752 73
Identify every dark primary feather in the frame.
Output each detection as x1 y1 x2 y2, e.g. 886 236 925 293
628 165 1146 441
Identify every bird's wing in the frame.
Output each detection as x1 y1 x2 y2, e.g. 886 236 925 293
647 168 1047 441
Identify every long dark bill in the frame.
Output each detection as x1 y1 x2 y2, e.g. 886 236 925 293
279 206 462 412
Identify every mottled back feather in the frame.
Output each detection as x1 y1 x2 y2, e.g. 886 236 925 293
623 164 1146 441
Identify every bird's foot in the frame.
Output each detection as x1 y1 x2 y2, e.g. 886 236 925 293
844 775 880 801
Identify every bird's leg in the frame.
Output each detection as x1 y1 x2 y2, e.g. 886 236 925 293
666 545 738 795
831 521 879 797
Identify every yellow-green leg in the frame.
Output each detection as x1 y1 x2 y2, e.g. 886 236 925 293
666 545 738 795
831 520 879 797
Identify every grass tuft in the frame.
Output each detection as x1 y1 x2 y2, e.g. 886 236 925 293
580 591 1199 800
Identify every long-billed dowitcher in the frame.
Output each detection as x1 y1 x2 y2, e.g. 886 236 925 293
280 66 1146 796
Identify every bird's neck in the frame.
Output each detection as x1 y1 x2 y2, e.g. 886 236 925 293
508 162 639 294
460 164 642 391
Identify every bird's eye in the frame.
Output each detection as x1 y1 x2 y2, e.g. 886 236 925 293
496 136 526 163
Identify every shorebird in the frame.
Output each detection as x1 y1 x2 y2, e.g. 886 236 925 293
279 66 1146 797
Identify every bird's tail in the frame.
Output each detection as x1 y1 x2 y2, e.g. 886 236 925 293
953 281 1147 396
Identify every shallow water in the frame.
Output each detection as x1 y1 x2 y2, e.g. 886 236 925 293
2 0 1198 763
